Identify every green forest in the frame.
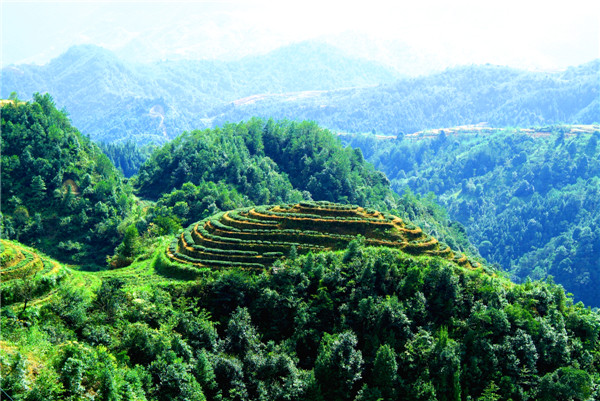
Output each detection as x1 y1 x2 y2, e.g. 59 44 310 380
2 96 600 401
342 126 600 306
1 94 133 266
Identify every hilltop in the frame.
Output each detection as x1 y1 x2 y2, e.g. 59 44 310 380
0 94 133 265
133 118 475 256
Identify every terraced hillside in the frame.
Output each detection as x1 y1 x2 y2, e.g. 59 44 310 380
168 201 475 270
0 239 68 308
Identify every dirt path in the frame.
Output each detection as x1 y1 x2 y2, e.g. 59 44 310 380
150 105 168 138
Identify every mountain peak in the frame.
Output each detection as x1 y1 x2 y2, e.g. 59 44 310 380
52 44 122 67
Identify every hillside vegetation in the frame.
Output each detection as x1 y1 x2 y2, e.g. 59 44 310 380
1 239 68 310
2 93 599 401
0 94 133 265
134 118 475 256
343 125 600 306
135 119 391 207
3 237 599 400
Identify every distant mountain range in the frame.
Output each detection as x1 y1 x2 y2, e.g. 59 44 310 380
2 42 598 143
1 42 400 143
213 60 600 134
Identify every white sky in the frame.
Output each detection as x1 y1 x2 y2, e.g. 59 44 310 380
1 0 599 69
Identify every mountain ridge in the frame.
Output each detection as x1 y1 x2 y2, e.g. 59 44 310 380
1 42 400 143
215 60 599 134
3 44 597 144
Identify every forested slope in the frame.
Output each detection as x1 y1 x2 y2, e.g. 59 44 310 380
0 95 133 265
133 118 475 255
214 61 599 133
343 126 600 306
3 243 599 400
135 119 391 206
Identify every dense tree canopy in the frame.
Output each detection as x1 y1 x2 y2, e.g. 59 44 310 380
1 94 133 265
135 119 394 209
99 141 156 178
3 245 599 400
133 119 473 253
343 127 600 306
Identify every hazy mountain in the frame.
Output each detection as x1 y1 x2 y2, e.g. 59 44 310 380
318 31 447 76
3 42 597 145
213 60 600 134
1 42 400 143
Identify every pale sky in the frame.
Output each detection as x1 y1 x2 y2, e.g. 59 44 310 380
2 0 599 70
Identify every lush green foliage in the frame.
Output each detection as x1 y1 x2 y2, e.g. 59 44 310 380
0 240 67 309
343 126 600 306
214 61 599 134
98 141 156 178
133 118 473 253
2 245 599 400
0 42 399 143
0 95 133 265
2 84 598 401
148 181 252 231
135 118 393 209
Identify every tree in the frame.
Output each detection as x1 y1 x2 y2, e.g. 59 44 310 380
314 331 364 400
120 224 140 258
477 381 501 401
173 201 189 218
14 258 41 313
1 352 30 398
538 367 592 401
94 278 127 320
109 223 140 268
195 350 218 399
224 307 261 356
13 205 29 227
150 351 205 401
288 245 298 261
371 344 398 400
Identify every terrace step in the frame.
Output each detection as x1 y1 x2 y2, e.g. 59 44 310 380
167 202 475 271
